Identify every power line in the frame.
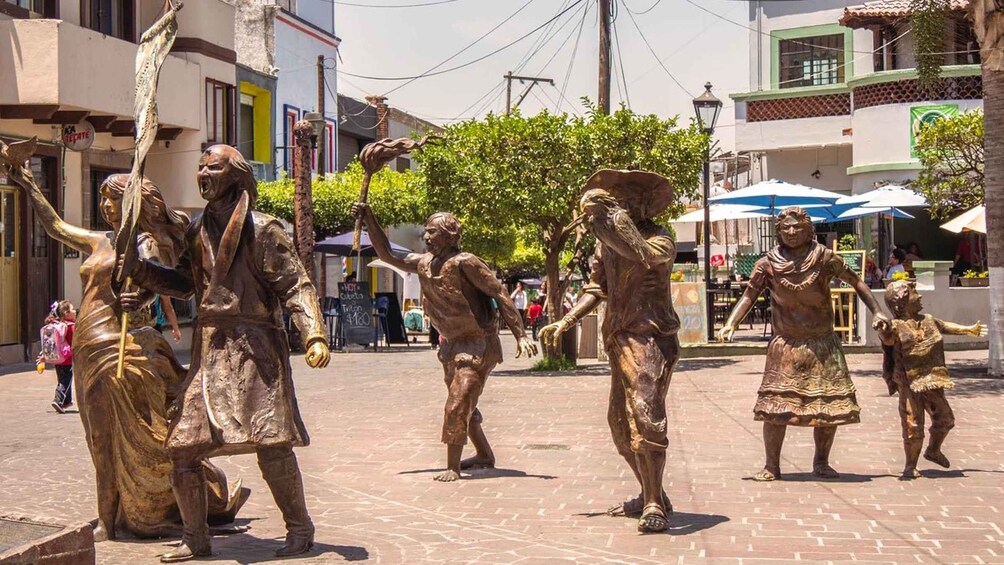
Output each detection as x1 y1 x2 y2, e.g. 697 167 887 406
378 0 538 96
339 0 587 84
623 1 692 97
625 0 661 15
513 0 575 74
612 1 631 109
330 0 460 6
557 0 590 113
531 0 591 77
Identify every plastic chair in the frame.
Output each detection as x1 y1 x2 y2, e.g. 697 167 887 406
321 297 342 350
375 296 390 346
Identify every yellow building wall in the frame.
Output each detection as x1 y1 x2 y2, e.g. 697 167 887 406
239 81 272 165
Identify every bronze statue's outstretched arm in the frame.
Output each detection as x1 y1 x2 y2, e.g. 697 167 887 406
0 154 102 254
838 268 888 322
719 289 759 342
350 203 420 274
937 318 987 337
460 255 538 358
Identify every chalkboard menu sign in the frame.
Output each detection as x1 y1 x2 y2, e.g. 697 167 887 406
835 250 866 288
338 282 375 347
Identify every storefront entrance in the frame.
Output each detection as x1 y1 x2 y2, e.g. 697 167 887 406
0 186 19 346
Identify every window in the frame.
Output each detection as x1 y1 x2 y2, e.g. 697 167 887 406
206 80 236 145
283 105 299 176
778 34 844 88
238 93 256 161
1 0 56 17
81 0 134 42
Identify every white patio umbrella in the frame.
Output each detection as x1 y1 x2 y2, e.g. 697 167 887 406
671 204 769 223
835 184 928 209
708 179 844 213
940 205 986 234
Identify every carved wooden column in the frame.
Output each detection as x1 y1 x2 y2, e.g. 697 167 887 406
293 119 316 284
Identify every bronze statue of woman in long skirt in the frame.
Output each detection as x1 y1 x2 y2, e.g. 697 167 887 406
0 139 245 541
719 207 890 481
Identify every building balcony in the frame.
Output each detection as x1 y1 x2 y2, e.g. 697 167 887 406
0 3 234 136
732 65 982 124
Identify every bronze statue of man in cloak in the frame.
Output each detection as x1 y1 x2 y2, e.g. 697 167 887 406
718 207 889 482
540 169 680 533
350 203 537 482
124 145 330 562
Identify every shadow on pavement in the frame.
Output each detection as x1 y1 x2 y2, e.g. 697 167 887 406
675 358 742 372
492 364 610 378
396 467 557 480
746 472 893 483
204 541 369 563
574 510 729 536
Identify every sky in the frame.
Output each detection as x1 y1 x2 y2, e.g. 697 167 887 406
332 0 751 151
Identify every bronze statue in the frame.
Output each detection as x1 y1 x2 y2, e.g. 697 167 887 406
718 207 890 481
875 281 986 479
540 170 679 533
350 203 537 482
123 145 330 562
0 139 246 541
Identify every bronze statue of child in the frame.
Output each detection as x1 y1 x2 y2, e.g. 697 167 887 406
351 203 537 482
874 280 986 479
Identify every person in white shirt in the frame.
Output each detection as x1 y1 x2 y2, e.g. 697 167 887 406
510 281 528 324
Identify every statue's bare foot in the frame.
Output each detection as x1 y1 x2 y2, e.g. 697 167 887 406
753 467 780 482
93 523 113 542
460 455 495 470
900 466 921 480
637 503 669 533
433 470 461 482
812 464 840 479
923 449 950 468
609 492 673 517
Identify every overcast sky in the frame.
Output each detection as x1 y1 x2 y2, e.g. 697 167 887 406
332 0 750 150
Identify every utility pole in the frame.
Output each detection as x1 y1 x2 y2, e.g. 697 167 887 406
504 72 554 115
317 54 326 177
598 0 612 114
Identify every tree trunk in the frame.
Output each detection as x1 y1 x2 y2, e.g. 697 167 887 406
984 65 1004 376
293 120 316 285
543 243 564 359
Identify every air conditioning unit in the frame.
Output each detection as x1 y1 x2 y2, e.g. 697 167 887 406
249 160 269 181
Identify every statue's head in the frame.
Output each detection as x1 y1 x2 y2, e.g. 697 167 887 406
101 174 190 265
580 169 673 221
424 212 462 256
884 280 922 318
776 207 815 249
198 145 257 204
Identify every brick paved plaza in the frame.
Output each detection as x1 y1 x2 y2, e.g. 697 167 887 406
0 337 1001 564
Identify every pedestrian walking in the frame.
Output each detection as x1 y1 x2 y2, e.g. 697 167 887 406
510 281 528 324
527 297 544 341
39 300 75 414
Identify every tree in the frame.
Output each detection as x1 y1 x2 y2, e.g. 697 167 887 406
257 161 430 239
913 109 984 219
915 0 1003 375
416 104 707 356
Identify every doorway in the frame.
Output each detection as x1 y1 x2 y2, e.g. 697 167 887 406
0 187 19 346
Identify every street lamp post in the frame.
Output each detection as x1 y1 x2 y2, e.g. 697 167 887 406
693 82 723 343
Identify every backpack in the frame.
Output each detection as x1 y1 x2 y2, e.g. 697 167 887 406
40 321 71 365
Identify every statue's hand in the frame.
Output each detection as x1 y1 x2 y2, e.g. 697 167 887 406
350 202 371 221
538 320 568 348
716 325 736 343
872 315 891 334
515 336 538 359
119 291 144 312
305 340 331 368
972 321 988 337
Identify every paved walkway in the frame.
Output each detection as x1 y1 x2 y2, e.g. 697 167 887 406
0 337 1000 564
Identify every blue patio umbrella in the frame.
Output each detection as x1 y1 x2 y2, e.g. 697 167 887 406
805 204 916 223
315 230 412 257
709 179 844 213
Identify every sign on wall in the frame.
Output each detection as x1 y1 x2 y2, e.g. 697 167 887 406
61 120 96 152
910 104 958 157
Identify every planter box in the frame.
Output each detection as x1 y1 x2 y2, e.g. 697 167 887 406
0 517 94 565
959 277 989 287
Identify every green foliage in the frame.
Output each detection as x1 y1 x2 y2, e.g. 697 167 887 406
529 356 578 372
256 161 430 239
911 0 951 89
415 104 707 272
837 234 858 251
913 110 985 218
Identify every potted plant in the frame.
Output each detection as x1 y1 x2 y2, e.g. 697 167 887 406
882 270 914 287
959 269 990 287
